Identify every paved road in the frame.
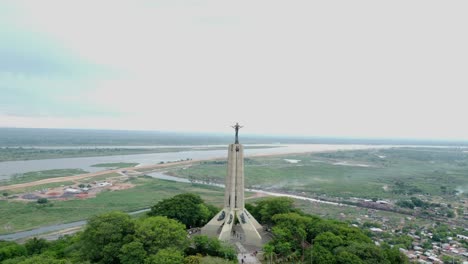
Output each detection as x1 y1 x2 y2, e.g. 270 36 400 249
0 209 150 241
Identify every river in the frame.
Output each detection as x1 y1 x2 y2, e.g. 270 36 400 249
0 144 381 180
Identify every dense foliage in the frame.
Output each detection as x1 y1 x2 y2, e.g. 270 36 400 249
0 194 236 264
1 195 411 263
248 197 409 263
148 193 218 228
0 212 235 263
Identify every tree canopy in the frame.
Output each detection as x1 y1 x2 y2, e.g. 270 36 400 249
148 193 217 228
81 211 136 263
249 197 409 264
1 194 410 264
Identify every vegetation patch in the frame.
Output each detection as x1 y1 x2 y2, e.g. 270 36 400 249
0 195 411 264
79 172 122 183
0 169 87 186
0 147 195 162
3 181 76 195
171 148 468 199
91 162 139 169
0 178 224 234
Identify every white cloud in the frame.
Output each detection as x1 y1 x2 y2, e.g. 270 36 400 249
1 0 468 139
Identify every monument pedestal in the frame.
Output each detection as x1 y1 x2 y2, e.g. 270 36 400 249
201 143 263 247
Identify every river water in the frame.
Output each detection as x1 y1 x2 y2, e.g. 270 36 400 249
0 144 380 180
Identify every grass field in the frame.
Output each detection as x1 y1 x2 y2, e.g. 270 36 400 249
91 162 139 169
0 169 88 186
3 181 76 195
292 199 431 229
171 148 468 200
0 146 273 162
0 177 226 234
2 147 467 235
78 172 122 183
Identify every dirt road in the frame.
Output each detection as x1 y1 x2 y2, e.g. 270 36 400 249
0 160 197 191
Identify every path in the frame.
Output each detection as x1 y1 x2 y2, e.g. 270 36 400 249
236 242 260 264
0 160 196 191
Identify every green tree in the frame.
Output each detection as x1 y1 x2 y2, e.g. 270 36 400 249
145 248 184 264
8 255 69 264
335 251 364 264
446 210 455 218
135 216 188 255
46 234 82 260
344 242 388 264
274 241 292 257
81 211 135 264
441 255 461 264
396 200 414 209
263 244 275 264
382 246 409 264
362 222 381 228
0 241 27 262
24 238 49 256
184 254 202 264
311 245 335 264
314 231 344 251
249 197 297 225
119 241 147 264
148 193 215 228
270 213 311 254
190 235 235 260
37 198 48 204
389 235 413 250
198 256 233 264
410 197 425 207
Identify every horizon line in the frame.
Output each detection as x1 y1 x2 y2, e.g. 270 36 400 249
1 126 468 143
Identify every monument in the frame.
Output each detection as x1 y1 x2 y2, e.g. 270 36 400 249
201 123 263 246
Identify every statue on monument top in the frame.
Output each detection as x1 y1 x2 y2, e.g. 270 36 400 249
231 122 243 144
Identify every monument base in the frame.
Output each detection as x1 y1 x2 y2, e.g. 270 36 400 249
201 208 263 247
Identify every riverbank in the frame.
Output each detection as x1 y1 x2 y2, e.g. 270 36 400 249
0 144 385 191
0 144 387 180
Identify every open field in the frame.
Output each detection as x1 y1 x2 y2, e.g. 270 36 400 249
1 146 467 237
0 147 202 162
3 181 76 195
0 145 278 162
292 199 432 229
91 162 139 168
170 148 468 200
0 177 226 234
0 159 197 191
0 169 88 186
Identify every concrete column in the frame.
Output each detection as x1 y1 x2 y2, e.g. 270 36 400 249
235 144 244 210
228 144 236 209
201 143 263 247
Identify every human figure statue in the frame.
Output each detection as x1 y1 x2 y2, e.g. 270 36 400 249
232 122 243 144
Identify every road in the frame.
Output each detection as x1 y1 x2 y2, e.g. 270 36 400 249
0 160 197 191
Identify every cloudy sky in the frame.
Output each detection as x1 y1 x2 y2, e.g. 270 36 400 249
1 1 467 139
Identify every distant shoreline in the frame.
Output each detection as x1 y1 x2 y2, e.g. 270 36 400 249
0 144 388 191
1 127 468 147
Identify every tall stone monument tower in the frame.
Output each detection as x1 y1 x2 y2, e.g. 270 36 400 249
201 123 263 246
